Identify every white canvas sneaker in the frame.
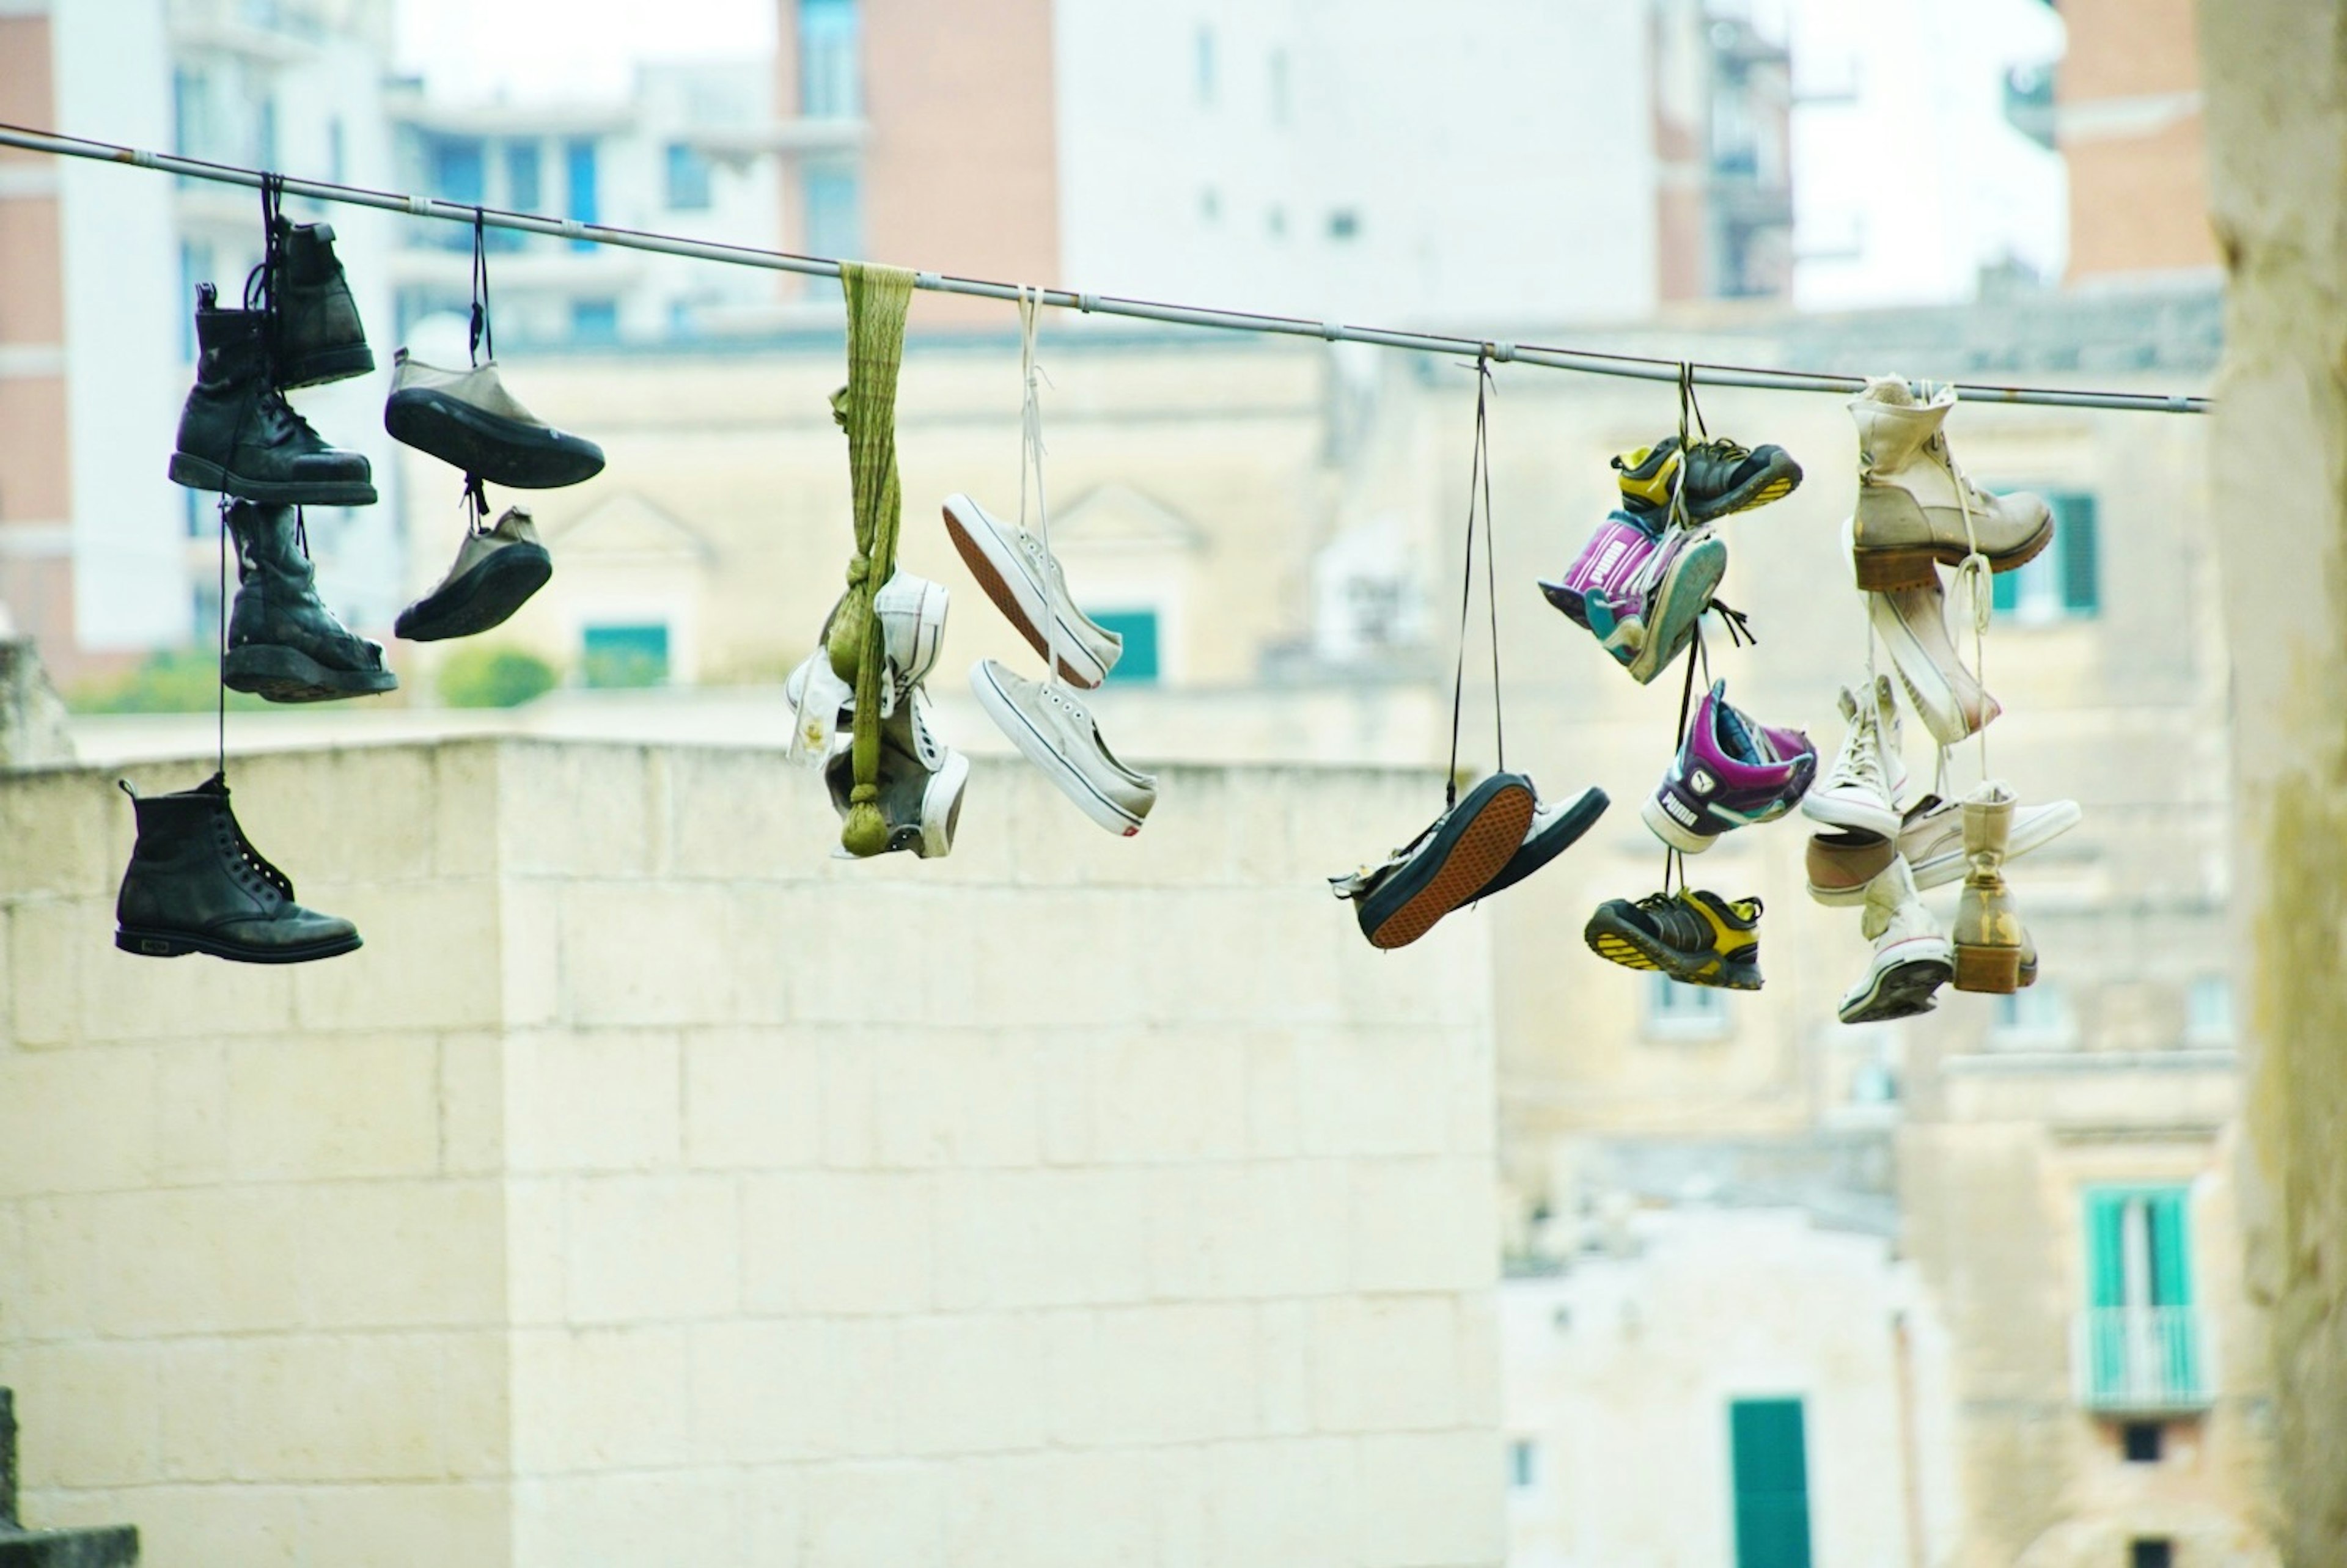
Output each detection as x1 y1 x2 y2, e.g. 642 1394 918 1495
942 493 1123 687
1802 678 1906 838
786 571 950 758
1807 791 2082 906
969 658 1156 835
1838 854 1954 1024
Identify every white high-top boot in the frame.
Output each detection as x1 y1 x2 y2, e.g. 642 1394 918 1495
1868 575 2001 747
1837 853 1953 1024
1849 377 2052 592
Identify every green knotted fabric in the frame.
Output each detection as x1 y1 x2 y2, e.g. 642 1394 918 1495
825 262 917 857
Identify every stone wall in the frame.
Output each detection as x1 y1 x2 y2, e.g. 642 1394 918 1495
0 738 1505 1568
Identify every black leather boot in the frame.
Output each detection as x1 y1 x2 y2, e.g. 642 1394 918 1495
114 775 362 964
222 502 398 702
169 284 376 506
259 219 373 389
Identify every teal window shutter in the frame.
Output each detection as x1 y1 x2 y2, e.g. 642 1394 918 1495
2148 1190 2199 1394
2057 493 2099 612
1728 1399 1813 1568
2087 1192 2129 1308
1093 609 1162 684
1992 563 2019 614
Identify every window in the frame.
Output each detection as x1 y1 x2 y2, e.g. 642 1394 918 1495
2186 975 2233 1044
2121 1421 2164 1462
565 138 600 249
1728 1399 1813 1568
1094 609 1161 684
665 142 713 211
430 136 487 205
1508 1438 1537 1490
571 299 620 343
2082 1187 2203 1407
172 67 211 159
804 159 864 260
1269 49 1291 123
1328 208 1359 240
1267 206 1287 238
2132 1541 2175 1568
326 117 345 183
1647 974 1727 1036
1993 981 2073 1046
1196 26 1217 105
1200 187 1220 222
505 141 543 212
800 0 862 117
582 624 670 688
178 240 214 357
1992 491 2098 621
255 93 278 169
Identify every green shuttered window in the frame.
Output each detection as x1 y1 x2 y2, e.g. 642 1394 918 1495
1729 1398 1813 1568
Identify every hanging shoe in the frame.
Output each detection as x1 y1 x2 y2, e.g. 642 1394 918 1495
114 775 362 964
169 285 376 506
1952 780 2032 993
1474 783 1610 900
1583 888 1763 990
1612 435 1803 523
1641 680 1816 853
1837 854 1953 1024
823 693 969 859
1329 771 1537 950
221 502 397 703
970 658 1156 835
251 219 373 389
941 493 1123 687
1848 377 2052 591
394 505 551 642
384 349 605 488
1801 677 1905 838
1539 511 1727 685
1868 576 2000 747
1805 791 2081 905
785 571 950 757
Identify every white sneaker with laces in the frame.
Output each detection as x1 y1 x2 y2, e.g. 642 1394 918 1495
786 571 950 758
1802 678 1906 837
1837 854 1953 1024
969 658 1155 835
942 493 1123 687
823 691 968 859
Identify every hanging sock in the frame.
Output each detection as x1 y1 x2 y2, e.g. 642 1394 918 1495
113 775 361 964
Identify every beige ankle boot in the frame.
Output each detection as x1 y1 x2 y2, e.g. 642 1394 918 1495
1952 780 2030 992
1849 378 2052 592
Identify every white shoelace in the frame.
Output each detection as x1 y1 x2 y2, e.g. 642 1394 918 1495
1016 287 1061 695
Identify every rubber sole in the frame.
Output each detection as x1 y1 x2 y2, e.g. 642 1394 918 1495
116 924 363 965
1838 940 1953 1024
223 643 399 703
384 388 604 489
1625 535 1727 685
1640 790 1719 854
1851 520 2055 592
1582 906 1763 990
395 543 553 642
1952 942 2024 994
1691 469 1802 523
1476 787 1609 899
167 452 377 508
941 497 1111 687
1356 775 1535 950
277 342 376 390
969 661 1149 836
1800 785 1900 839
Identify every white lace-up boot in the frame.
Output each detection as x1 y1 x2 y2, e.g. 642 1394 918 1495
1848 377 2052 592
1802 678 1907 837
1837 854 1953 1024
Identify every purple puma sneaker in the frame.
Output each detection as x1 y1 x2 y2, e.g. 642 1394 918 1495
1641 680 1816 852
1538 511 1728 685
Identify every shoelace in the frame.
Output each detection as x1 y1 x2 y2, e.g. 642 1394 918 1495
1939 406 1993 786
1016 287 1061 692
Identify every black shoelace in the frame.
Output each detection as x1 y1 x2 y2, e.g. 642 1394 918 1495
1443 351 1504 811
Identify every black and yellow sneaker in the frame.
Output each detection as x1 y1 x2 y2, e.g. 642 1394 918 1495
1582 888 1764 989
1612 436 1803 524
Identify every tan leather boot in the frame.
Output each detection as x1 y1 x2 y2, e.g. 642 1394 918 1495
1952 780 2030 993
1849 377 2052 591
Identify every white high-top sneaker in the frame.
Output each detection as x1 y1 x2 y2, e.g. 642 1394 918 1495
1837 854 1953 1024
942 493 1123 687
786 571 951 758
823 690 969 859
1802 678 1908 837
1848 377 2052 592
1868 576 2001 747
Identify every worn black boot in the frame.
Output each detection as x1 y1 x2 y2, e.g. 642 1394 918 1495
114 775 362 964
223 502 398 702
257 219 373 389
169 284 376 506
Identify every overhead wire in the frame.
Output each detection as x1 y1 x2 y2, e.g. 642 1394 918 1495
0 120 2211 416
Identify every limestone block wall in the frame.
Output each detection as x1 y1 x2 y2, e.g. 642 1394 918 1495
0 738 1505 1568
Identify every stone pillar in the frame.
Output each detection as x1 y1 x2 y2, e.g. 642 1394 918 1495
2198 3 2347 1563
0 639 73 769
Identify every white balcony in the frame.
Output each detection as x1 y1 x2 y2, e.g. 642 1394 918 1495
2073 1305 2213 1412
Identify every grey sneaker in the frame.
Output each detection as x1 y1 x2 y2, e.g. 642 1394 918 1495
395 505 551 642
384 348 605 489
942 493 1123 687
969 658 1155 835
823 693 969 859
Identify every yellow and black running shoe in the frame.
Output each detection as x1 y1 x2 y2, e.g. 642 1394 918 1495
1583 888 1764 989
1611 436 1803 524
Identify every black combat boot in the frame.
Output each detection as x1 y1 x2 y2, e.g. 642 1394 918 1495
169 284 376 506
223 502 398 702
257 219 374 389
114 775 362 964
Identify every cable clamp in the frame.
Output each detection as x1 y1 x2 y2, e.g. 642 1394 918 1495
129 149 158 169
406 194 434 217
1320 320 1343 341
1077 293 1098 314
560 219 585 239
1490 341 1516 364
915 271 942 289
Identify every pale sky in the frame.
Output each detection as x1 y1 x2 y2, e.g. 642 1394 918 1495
394 0 775 100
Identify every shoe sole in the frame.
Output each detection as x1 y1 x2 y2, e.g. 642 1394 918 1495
1582 907 1763 990
384 389 605 489
917 747 971 859
1355 775 1536 950
1639 791 1719 854
1852 519 2055 592
1800 786 1900 838
1475 787 1610 899
1869 588 1999 747
941 497 1112 688
277 343 376 390
115 925 364 964
395 542 553 642
1838 937 1953 1023
1689 468 1802 523
1625 534 1727 684
969 661 1150 836
167 453 377 508
1952 942 2025 994
223 644 399 703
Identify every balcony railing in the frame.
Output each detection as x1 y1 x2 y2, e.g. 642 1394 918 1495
2073 1306 2212 1412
